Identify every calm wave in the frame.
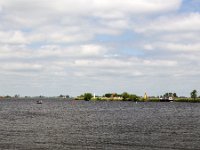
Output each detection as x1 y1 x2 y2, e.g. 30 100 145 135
0 99 200 150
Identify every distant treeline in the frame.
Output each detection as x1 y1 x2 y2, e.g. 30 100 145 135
1 90 199 102
76 90 200 102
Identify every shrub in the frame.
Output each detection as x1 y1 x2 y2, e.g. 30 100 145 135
122 92 129 101
83 93 93 101
128 94 139 101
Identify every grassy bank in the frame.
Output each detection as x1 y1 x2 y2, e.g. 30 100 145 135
174 98 200 102
75 97 200 102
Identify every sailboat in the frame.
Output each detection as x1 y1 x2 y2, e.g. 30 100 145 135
36 100 43 104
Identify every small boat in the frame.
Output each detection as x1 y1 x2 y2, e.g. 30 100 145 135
36 100 43 104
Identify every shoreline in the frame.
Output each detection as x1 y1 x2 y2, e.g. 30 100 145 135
1 97 200 103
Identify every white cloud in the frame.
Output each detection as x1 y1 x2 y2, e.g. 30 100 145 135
160 32 200 42
99 19 130 30
0 0 182 45
0 30 27 44
0 43 108 59
0 44 31 58
0 0 182 34
144 42 200 52
143 59 177 67
134 13 200 33
0 0 181 17
0 62 43 72
73 58 133 68
38 44 107 58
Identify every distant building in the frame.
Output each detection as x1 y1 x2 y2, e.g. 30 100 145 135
59 95 70 98
159 95 174 101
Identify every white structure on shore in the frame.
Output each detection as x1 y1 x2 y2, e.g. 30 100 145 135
144 92 148 101
93 93 96 99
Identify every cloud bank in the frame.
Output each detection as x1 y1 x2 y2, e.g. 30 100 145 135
0 0 199 96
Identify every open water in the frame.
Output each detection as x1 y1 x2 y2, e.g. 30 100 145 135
0 99 200 150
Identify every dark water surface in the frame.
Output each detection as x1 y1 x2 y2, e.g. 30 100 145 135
0 99 200 150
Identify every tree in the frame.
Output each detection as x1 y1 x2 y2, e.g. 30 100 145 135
129 94 139 101
169 93 173 97
104 93 112 98
164 93 169 98
191 90 197 100
173 93 177 98
15 94 20 98
122 92 129 100
83 93 93 101
5 95 11 98
59 94 64 98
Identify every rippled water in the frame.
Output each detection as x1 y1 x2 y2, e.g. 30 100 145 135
0 99 200 150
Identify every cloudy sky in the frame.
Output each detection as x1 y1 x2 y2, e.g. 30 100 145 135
0 0 200 97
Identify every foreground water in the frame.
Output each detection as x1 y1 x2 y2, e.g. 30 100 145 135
0 99 200 150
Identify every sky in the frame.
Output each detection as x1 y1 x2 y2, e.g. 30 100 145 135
0 0 200 97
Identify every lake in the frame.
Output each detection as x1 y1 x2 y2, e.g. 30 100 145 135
0 99 200 150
